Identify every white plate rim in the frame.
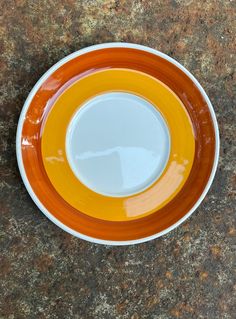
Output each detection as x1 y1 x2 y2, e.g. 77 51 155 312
16 42 220 246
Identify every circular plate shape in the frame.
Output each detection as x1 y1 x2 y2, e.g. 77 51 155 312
16 43 219 245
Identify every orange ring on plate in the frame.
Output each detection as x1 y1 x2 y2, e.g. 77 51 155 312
41 68 195 221
18 45 217 243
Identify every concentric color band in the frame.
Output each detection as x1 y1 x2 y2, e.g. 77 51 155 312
41 68 195 221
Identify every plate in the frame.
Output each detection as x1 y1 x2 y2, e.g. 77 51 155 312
16 43 219 245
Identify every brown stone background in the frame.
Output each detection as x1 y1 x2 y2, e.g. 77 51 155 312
0 0 236 318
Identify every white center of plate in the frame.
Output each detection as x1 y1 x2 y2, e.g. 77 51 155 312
66 92 170 197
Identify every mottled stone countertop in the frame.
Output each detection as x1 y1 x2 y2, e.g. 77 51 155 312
0 1 235 318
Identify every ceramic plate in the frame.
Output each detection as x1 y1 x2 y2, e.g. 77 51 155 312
16 43 219 245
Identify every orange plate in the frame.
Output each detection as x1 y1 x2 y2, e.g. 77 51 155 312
18 45 217 243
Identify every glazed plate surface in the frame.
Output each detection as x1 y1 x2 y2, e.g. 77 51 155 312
16 43 219 245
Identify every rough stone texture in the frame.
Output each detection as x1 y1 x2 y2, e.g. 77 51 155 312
0 0 236 318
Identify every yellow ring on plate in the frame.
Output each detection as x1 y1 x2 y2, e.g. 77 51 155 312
41 68 195 221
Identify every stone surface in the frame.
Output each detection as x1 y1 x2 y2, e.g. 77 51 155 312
0 0 235 318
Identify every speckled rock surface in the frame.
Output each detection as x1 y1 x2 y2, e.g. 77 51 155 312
0 0 236 318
